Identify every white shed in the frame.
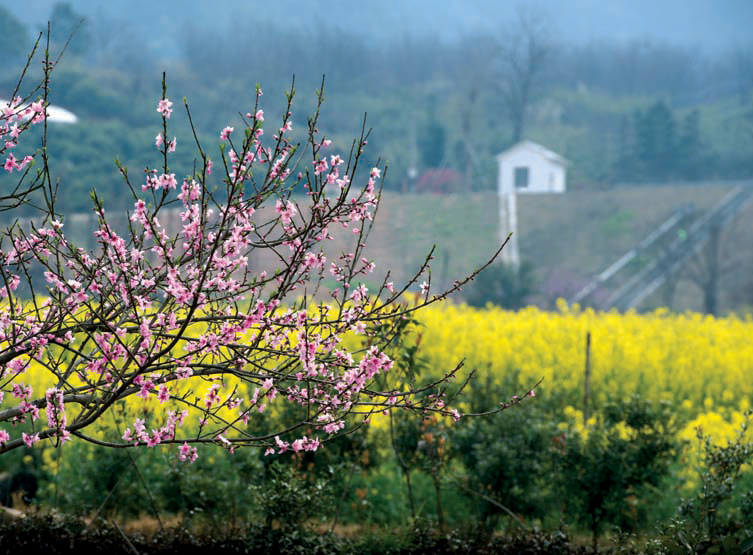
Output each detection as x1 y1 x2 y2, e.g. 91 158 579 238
496 140 567 195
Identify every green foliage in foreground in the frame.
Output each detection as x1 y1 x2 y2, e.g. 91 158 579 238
6 390 748 551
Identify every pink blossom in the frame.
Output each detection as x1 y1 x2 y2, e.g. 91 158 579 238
274 435 289 453
275 199 297 225
157 385 170 403
303 251 323 269
220 126 234 140
2 100 16 118
179 442 198 463
313 158 328 175
29 100 44 114
17 155 33 171
0 430 9 443
4 153 17 172
204 384 220 408
146 430 161 447
159 173 178 190
323 420 345 434
22 432 39 448
175 363 193 380
157 98 173 118
137 379 154 399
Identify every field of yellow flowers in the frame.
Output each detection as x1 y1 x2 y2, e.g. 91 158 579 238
412 301 752 446
6 300 751 449
8 300 751 446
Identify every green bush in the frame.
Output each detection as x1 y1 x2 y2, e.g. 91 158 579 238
463 261 535 310
556 396 680 546
451 400 559 533
652 412 753 554
42 438 260 528
251 461 333 530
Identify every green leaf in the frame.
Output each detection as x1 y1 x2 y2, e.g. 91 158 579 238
741 536 753 554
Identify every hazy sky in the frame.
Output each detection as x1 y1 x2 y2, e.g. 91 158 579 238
7 0 753 56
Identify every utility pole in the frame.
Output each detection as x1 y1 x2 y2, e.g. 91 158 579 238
498 187 520 268
406 116 418 192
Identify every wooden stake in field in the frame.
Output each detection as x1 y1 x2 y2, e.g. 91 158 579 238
584 331 592 422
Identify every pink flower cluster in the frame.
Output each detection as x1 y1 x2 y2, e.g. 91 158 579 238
121 410 188 448
45 388 70 444
1 96 45 175
156 98 173 118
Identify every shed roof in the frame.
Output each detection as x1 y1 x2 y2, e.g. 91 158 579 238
496 140 568 166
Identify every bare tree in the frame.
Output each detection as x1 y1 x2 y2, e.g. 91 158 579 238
495 8 553 144
730 43 753 105
682 212 753 315
451 35 495 192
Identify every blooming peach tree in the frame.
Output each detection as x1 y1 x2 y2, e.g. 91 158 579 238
0 44 512 462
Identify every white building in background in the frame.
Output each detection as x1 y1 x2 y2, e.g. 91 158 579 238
0 99 78 124
496 140 568 195
495 141 568 267
42 104 78 124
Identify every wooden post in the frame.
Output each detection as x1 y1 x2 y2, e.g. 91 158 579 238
584 331 591 422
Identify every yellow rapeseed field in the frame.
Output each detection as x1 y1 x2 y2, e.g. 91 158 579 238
411 301 752 445
4 300 752 450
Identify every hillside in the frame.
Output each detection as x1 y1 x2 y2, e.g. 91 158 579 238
356 183 752 313
4 182 749 314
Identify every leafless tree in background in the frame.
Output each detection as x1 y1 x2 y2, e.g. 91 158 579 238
730 44 753 105
495 7 553 145
682 213 753 315
451 36 495 192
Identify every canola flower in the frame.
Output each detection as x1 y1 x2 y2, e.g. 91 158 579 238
9 300 751 444
412 301 753 416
